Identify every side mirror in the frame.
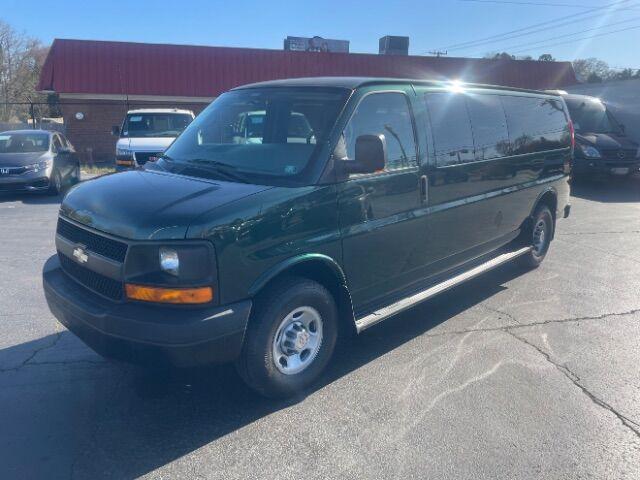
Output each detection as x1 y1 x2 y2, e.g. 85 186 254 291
111 125 121 136
337 134 387 175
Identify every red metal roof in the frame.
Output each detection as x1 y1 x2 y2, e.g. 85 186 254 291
38 39 578 97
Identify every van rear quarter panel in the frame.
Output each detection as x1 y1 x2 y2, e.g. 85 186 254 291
187 185 342 305
417 85 571 261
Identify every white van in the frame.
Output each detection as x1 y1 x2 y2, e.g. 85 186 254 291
113 108 194 169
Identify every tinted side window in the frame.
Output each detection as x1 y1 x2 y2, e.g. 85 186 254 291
501 96 569 154
425 93 475 166
466 94 510 161
338 92 417 171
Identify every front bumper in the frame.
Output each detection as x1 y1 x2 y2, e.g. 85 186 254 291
0 173 51 192
42 255 252 367
572 158 640 177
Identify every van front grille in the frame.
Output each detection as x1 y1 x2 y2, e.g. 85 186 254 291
57 218 128 262
134 152 162 165
58 252 123 300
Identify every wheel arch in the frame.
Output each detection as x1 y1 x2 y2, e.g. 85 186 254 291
248 254 357 335
528 187 558 239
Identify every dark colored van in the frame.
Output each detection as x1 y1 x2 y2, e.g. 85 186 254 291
562 93 639 178
43 78 573 397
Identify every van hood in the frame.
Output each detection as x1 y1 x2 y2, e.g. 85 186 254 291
576 132 638 151
0 151 49 167
117 137 176 152
60 170 272 240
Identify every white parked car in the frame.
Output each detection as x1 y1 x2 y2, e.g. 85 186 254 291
112 108 195 169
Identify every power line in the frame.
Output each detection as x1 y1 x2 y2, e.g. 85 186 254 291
477 16 640 55
448 10 629 52
435 0 635 51
460 0 640 9
510 23 640 53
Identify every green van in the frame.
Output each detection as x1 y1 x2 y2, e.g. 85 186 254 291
43 77 573 397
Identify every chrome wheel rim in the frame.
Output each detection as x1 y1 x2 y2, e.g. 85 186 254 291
272 306 323 375
532 219 547 255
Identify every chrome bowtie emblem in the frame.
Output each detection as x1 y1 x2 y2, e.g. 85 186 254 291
73 246 88 264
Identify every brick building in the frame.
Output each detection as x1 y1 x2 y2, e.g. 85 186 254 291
37 38 578 164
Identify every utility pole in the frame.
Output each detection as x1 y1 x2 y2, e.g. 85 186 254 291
30 101 36 129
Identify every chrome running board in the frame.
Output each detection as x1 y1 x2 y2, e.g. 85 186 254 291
355 246 532 333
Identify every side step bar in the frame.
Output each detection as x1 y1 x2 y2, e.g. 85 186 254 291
355 246 532 333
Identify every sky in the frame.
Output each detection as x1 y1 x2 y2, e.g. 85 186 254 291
2 0 639 69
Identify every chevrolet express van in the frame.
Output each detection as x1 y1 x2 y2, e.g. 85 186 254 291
43 78 572 397
113 108 194 169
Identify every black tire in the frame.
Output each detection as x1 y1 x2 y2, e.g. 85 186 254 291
236 277 338 398
70 164 81 186
47 168 63 196
519 205 554 269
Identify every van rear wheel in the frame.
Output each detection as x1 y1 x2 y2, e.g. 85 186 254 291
519 205 554 269
236 277 338 398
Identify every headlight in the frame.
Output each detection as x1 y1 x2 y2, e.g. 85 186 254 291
116 147 133 157
24 160 51 173
159 247 180 276
579 145 601 159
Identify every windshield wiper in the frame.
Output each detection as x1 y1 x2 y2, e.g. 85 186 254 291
183 158 249 183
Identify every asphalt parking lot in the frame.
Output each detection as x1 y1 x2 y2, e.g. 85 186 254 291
1 178 640 479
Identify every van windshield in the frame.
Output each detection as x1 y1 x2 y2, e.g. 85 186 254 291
160 88 349 184
121 113 193 138
565 98 623 135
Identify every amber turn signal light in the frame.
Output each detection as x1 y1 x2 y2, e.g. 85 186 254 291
125 284 213 304
116 159 134 166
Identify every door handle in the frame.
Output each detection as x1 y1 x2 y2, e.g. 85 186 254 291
420 175 429 203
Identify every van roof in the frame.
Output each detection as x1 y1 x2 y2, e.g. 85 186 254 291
233 76 558 96
126 108 195 115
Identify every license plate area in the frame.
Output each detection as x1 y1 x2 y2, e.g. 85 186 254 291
611 167 629 175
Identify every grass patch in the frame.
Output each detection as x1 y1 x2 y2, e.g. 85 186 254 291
81 165 115 176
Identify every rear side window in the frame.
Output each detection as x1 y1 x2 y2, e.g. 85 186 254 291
337 92 417 171
425 93 475 166
466 94 510 161
501 96 569 154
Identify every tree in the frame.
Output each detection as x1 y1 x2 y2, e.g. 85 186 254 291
572 58 612 83
0 20 48 122
611 68 636 81
484 52 516 60
538 54 555 62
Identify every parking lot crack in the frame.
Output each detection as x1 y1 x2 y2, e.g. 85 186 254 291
481 305 521 325
423 307 640 339
0 330 63 373
506 329 640 439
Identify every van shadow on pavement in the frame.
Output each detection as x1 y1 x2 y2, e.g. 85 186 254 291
0 262 523 479
570 176 640 203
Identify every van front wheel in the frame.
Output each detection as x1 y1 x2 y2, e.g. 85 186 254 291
519 205 554 269
236 277 338 398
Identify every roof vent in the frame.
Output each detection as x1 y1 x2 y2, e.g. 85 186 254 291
379 36 409 55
